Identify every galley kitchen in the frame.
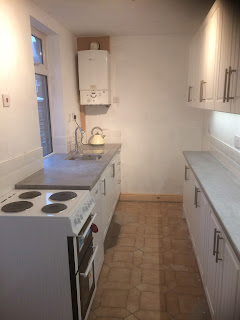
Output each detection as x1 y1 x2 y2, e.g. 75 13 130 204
0 0 240 319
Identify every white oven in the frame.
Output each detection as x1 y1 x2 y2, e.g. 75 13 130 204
0 189 98 320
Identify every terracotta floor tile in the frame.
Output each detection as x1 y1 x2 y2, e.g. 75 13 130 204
117 237 136 247
87 201 211 320
108 268 131 283
175 272 202 287
178 295 210 314
142 269 165 285
144 238 163 248
125 315 139 320
113 251 134 263
94 306 130 319
126 292 140 313
142 252 163 265
173 253 198 267
140 291 163 311
134 310 171 320
166 293 180 316
101 289 128 308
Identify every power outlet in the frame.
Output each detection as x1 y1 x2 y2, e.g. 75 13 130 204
234 136 240 149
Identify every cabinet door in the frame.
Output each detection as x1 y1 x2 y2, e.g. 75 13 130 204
204 211 223 319
203 4 220 110
101 165 113 238
218 240 240 320
183 165 195 232
194 187 208 279
215 1 234 112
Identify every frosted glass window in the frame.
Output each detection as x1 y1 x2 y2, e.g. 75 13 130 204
35 74 53 156
31 35 43 64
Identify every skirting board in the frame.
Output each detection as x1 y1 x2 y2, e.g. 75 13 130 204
119 193 183 203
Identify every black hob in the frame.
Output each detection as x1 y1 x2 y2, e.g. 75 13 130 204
1 201 33 213
49 191 77 202
19 191 42 199
42 203 67 214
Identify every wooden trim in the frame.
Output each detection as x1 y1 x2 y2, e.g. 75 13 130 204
77 36 110 52
80 105 86 131
119 193 183 203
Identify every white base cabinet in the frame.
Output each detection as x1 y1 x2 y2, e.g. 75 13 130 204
183 162 240 320
101 149 121 239
90 148 121 281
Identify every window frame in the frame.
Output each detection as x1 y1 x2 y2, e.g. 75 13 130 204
31 27 53 157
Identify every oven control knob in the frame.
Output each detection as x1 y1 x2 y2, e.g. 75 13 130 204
80 214 83 220
74 217 78 225
77 217 81 223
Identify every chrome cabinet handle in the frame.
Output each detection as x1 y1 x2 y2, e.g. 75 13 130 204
213 228 220 256
227 66 236 102
79 245 98 277
188 86 193 102
102 179 106 196
111 163 115 178
194 187 200 208
184 165 189 181
77 213 97 240
200 80 206 102
223 68 228 103
216 234 223 263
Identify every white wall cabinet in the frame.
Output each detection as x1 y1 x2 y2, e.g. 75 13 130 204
183 162 240 320
187 0 240 114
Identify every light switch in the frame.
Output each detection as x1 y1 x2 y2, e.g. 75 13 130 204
113 96 120 103
2 94 10 107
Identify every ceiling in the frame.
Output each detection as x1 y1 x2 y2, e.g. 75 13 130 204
32 0 215 37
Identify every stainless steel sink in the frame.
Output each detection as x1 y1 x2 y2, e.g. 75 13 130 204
66 154 102 161
65 148 109 161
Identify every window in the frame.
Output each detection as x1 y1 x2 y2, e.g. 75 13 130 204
31 29 53 157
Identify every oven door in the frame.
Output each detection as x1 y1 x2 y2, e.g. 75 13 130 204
77 244 98 319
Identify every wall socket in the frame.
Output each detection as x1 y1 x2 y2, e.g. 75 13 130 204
234 136 240 149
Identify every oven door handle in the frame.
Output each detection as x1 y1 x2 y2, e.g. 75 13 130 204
78 213 97 240
79 245 98 278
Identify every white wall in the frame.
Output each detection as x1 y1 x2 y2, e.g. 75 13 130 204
85 36 204 194
204 111 240 148
0 0 79 195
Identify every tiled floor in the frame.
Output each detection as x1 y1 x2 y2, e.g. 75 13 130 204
88 201 211 320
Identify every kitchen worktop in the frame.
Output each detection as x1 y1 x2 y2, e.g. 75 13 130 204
16 144 121 191
184 151 240 260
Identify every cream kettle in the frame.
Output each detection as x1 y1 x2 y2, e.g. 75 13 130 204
89 127 105 146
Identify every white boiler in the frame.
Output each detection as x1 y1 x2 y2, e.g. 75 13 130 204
78 50 111 106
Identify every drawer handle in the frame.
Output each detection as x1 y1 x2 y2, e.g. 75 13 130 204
223 68 228 103
216 234 223 263
102 179 106 196
213 228 220 256
194 187 200 208
227 66 236 102
184 165 189 181
188 86 192 102
200 80 206 102
111 163 115 178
